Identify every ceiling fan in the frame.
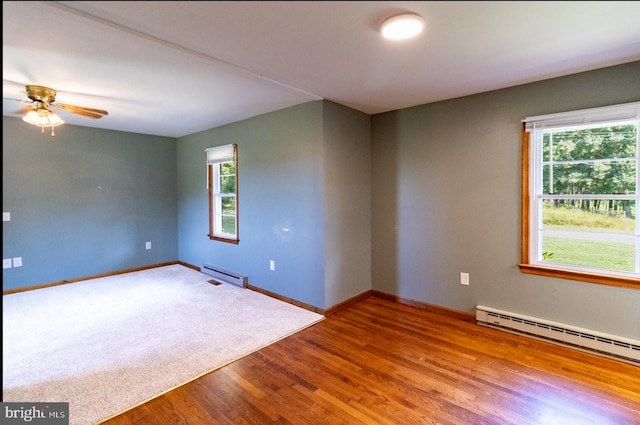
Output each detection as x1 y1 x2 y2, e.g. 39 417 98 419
7 85 109 136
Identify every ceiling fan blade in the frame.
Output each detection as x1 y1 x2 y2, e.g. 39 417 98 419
13 105 34 115
3 97 32 104
61 108 104 119
55 103 109 117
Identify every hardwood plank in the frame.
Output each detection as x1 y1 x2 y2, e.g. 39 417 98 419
101 295 640 425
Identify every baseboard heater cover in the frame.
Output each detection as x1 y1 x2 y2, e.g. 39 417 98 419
201 264 248 288
476 305 640 364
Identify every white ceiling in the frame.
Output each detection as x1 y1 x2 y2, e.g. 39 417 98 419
4 1 640 138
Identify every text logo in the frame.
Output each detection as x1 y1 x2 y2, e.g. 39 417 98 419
2 403 69 424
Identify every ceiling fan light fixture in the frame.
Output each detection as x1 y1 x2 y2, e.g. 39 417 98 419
12 84 107 136
381 13 425 40
23 109 65 127
23 107 65 136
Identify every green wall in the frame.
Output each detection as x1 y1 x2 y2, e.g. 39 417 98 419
371 61 640 338
322 101 372 307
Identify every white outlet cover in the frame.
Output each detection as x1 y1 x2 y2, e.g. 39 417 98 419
13 257 22 267
3 259 12 269
2 212 10 221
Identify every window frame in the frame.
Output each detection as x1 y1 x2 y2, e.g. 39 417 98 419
207 144 239 244
519 104 640 290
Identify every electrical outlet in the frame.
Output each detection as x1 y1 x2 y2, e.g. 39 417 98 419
13 257 23 267
460 272 469 286
269 260 275 271
145 242 151 250
3 259 12 269
3 212 10 222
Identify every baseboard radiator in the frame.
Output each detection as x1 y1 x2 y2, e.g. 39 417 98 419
201 264 248 288
476 305 640 365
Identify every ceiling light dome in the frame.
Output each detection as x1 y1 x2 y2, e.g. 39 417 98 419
381 13 425 40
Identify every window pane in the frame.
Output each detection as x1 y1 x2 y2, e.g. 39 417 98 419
220 176 236 194
220 162 235 175
221 216 236 234
221 196 235 213
542 125 637 162
542 160 636 195
540 199 636 272
541 124 637 195
541 199 635 234
541 234 635 272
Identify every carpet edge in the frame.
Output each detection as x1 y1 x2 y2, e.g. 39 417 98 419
96 315 325 424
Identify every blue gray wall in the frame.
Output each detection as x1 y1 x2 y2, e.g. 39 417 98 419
2 120 178 290
322 101 371 307
371 61 640 339
176 101 371 310
177 102 327 308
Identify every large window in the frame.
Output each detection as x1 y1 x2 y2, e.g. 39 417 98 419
520 102 639 288
206 144 238 244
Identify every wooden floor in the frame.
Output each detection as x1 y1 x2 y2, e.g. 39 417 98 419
102 295 640 425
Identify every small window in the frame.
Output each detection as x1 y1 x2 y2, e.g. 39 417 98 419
520 102 639 288
206 144 239 244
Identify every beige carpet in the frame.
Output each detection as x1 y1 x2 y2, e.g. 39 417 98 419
2 264 324 425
